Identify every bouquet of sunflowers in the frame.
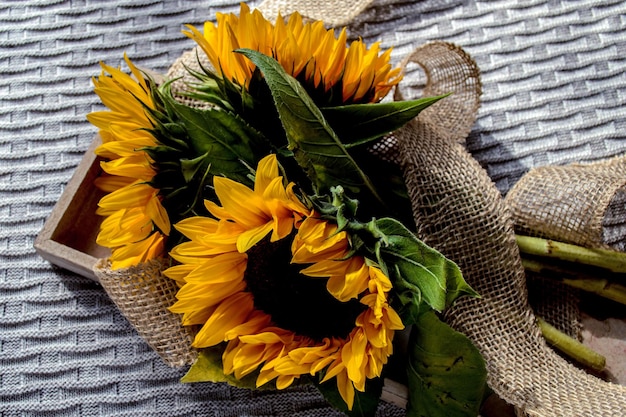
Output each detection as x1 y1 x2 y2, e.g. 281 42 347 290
88 3 487 416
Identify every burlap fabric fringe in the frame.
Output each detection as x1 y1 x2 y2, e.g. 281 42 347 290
92 2 626 416
93 259 197 367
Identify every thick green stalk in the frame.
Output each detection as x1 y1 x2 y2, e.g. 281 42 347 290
516 235 626 273
537 318 606 372
563 278 626 306
521 258 626 306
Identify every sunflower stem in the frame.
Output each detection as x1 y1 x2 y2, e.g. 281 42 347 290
522 258 626 306
537 317 606 372
516 235 626 273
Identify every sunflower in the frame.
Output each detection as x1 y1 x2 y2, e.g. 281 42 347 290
165 154 404 409
183 3 403 105
87 55 170 269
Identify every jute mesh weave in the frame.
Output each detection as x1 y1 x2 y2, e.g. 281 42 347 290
505 157 626 250
392 42 626 417
257 0 375 27
93 259 197 367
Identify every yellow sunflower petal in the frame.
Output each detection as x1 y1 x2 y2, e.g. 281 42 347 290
357 308 388 348
183 252 247 284
368 265 393 293
170 277 246 313
100 157 155 180
94 174 136 193
162 263 196 284
256 368 281 388
224 310 272 341
96 135 155 158
336 369 356 410
224 340 269 378
210 176 266 227
168 241 226 264
145 192 171 235
342 328 368 391
326 258 370 301
96 181 152 214
269 357 309 378
383 306 404 331
239 328 295 345
191 292 255 347
254 154 279 193
109 232 165 269
236 222 274 253
96 207 153 247
174 216 219 240
291 216 348 263
275 374 298 390
298 258 348 277
185 3 401 104
181 304 217 326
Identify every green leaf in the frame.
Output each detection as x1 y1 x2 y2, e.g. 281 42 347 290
374 217 477 314
321 94 449 148
235 48 383 204
406 311 487 417
181 347 264 390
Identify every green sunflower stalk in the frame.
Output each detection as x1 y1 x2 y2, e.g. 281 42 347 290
88 3 486 416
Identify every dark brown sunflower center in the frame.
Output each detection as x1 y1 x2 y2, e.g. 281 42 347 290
244 235 365 341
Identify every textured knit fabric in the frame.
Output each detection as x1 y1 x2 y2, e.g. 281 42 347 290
1 1 625 416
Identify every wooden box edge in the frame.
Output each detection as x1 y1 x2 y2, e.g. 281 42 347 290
34 137 110 281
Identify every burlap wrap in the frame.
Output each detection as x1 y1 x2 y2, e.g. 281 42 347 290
391 42 626 417
93 258 197 367
504 157 626 343
257 0 375 26
92 2 626 416
505 157 626 251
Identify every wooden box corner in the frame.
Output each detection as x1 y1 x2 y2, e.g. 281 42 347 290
34 137 110 281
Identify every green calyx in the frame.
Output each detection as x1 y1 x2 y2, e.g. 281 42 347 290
139 77 273 230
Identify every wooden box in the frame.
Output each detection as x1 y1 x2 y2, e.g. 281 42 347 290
34 137 110 281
